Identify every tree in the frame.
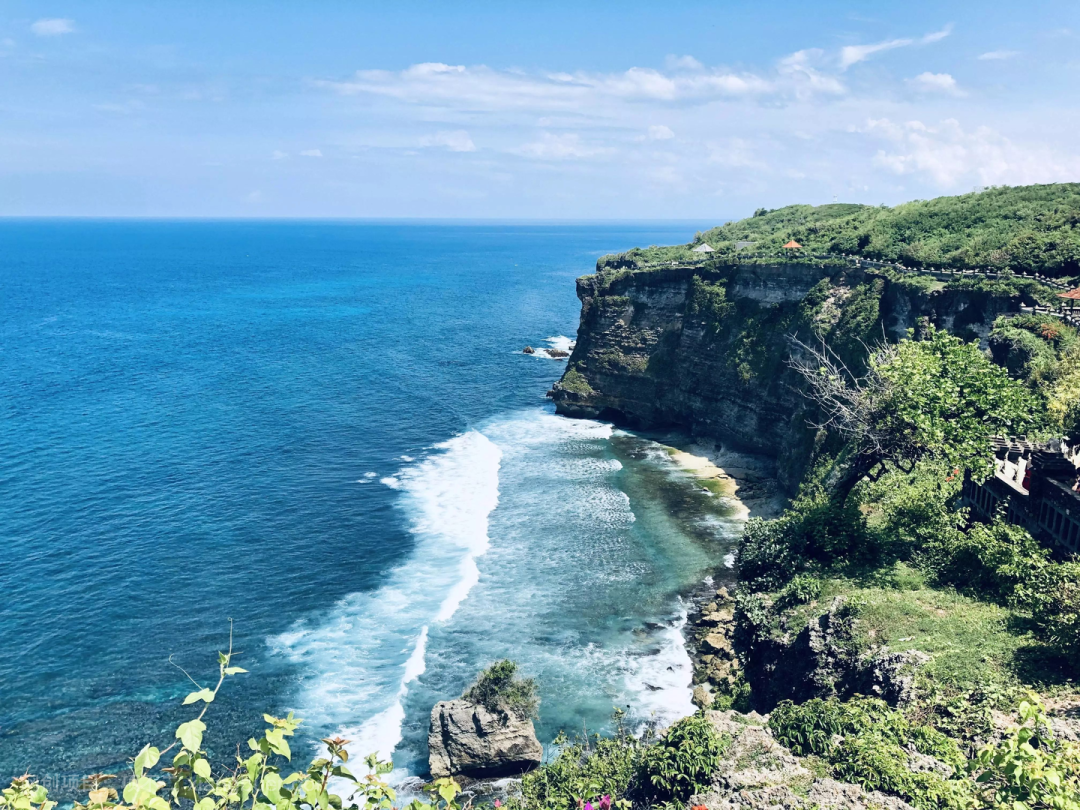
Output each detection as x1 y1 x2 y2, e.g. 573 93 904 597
792 326 1042 504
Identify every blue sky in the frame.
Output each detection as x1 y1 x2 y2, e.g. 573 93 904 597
2 1 1079 218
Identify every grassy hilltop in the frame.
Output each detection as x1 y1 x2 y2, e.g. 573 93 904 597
605 183 1080 279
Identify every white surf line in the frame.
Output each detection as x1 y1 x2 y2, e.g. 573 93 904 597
271 431 502 773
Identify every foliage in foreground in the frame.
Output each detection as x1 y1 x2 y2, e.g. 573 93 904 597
0 642 470 810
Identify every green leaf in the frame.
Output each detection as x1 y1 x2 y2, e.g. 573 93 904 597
176 719 206 752
224 667 248 675
183 688 215 705
193 759 212 780
123 782 139 805
148 798 170 810
134 745 161 777
261 773 283 803
196 797 215 810
265 729 291 760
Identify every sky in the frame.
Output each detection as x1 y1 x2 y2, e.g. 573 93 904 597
2 0 1079 219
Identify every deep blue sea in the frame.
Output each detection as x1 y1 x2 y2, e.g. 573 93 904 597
0 221 743 793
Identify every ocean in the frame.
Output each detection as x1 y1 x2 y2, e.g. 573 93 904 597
0 220 743 792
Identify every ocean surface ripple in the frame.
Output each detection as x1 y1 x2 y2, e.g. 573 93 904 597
0 220 733 789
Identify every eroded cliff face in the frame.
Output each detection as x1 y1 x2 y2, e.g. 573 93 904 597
551 262 1026 493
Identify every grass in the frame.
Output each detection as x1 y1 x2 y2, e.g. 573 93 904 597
775 563 1049 693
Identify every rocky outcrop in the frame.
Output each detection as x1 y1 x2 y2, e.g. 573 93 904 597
428 700 543 779
734 594 930 711
691 587 742 696
551 261 1028 493
689 711 916 810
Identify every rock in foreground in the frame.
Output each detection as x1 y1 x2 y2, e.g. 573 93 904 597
428 699 543 778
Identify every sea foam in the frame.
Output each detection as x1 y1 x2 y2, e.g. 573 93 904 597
270 431 501 767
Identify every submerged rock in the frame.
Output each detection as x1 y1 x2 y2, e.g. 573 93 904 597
428 699 543 779
523 346 535 354
547 348 570 358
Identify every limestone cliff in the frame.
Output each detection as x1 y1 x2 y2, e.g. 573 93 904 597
551 260 1034 493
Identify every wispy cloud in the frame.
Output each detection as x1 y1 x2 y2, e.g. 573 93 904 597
839 24 952 69
665 55 703 71
31 18 75 36
418 130 476 152
908 71 965 96
512 132 607 160
320 61 793 113
647 124 675 140
866 117 1080 187
300 149 323 157
978 49 1020 60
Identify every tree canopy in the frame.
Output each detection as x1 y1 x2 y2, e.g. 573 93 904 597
794 326 1043 501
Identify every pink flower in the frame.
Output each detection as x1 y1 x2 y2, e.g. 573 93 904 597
598 797 611 810
584 803 593 810
494 803 501 808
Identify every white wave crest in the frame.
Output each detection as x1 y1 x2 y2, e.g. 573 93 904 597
270 431 501 765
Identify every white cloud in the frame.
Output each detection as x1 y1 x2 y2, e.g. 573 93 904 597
321 61 788 114
513 132 606 160
908 71 964 95
647 124 676 140
300 149 323 157
665 55 704 71
419 130 476 152
978 49 1020 60
866 117 1080 187
31 18 74 36
839 25 952 69
778 49 847 95
921 25 953 44
272 150 288 160
840 38 913 69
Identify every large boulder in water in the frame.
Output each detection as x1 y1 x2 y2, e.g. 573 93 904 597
428 699 543 778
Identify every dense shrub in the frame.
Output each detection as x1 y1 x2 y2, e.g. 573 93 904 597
685 276 733 328
969 696 1080 810
736 486 867 590
515 714 642 810
463 659 539 721
637 712 728 806
769 697 969 809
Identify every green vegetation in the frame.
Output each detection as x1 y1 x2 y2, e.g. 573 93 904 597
559 367 595 396
515 713 642 810
770 697 968 809
793 326 1042 504
690 184 1080 277
511 712 726 810
0 641 470 810
463 659 539 721
637 713 727 806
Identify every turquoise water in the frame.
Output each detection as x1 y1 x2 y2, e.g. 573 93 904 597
0 221 742 793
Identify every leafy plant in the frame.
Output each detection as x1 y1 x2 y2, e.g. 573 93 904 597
769 697 969 810
969 695 1080 810
638 712 727 806
462 660 539 722
513 711 639 810
0 639 470 810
